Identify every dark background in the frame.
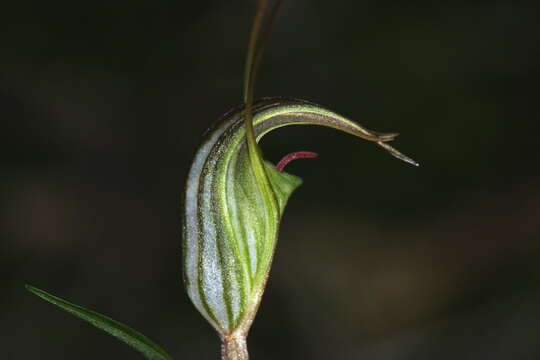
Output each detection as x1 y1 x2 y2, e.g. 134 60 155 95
2 0 540 359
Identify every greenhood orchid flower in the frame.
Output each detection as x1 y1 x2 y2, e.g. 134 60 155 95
182 97 417 358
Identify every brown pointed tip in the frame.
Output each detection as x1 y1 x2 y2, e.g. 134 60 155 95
377 142 419 167
397 154 420 167
372 131 400 142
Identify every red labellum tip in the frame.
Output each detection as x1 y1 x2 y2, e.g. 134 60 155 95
275 151 318 172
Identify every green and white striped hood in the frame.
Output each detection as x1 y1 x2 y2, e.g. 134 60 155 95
182 97 415 337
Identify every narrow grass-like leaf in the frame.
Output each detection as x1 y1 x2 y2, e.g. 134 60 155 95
26 285 173 360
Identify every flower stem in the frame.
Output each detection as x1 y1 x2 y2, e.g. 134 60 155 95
221 334 249 360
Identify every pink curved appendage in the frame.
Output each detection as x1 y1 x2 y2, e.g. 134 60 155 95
275 151 318 172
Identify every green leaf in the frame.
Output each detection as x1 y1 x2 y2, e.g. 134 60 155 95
26 285 173 360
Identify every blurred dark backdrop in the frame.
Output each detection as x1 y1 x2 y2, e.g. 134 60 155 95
2 0 540 359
